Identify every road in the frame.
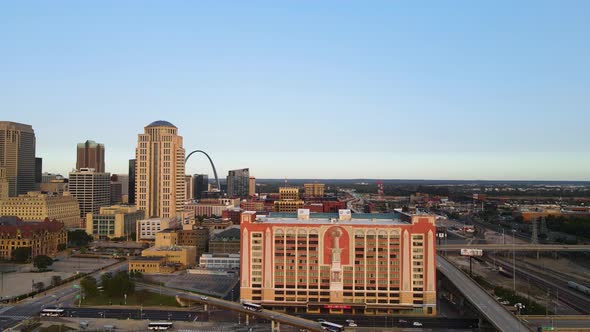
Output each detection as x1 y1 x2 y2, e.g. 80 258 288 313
437 255 532 332
345 191 364 213
60 307 198 321
438 244 590 251
0 260 127 331
139 282 325 332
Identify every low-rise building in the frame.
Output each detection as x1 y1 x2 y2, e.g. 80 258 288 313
141 245 197 268
199 253 240 270
184 198 239 217
136 217 179 242
128 256 175 274
0 191 80 229
0 219 67 260
209 227 240 254
86 205 145 240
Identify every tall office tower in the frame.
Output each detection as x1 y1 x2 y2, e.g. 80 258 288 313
128 159 136 205
240 210 437 316
226 168 249 198
135 121 186 218
35 157 42 188
304 183 325 197
76 140 105 173
0 121 36 197
110 174 123 204
248 177 256 196
69 168 111 219
0 167 8 200
185 175 194 200
193 174 208 200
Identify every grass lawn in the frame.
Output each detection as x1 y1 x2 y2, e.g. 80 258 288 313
81 289 180 307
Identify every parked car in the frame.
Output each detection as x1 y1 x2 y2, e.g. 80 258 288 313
413 321 423 327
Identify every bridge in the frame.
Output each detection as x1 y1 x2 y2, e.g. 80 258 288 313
139 283 324 332
438 244 590 252
437 255 532 332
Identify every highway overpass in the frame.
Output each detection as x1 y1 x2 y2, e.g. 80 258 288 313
438 244 590 252
437 255 532 332
139 282 325 332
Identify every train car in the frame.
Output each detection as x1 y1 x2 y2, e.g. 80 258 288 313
568 281 590 296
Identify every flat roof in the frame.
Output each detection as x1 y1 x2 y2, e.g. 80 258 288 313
259 212 407 225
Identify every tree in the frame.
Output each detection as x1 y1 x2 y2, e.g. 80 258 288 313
33 255 54 270
51 275 62 287
80 276 99 297
68 230 93 247
57 243 67 251
33 281 45 292
11 247 32 263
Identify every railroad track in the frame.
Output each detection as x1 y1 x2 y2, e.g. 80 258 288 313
486 257 590 314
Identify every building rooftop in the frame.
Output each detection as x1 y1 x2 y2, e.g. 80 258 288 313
211 227 240 241
146 120 176 128
259 212 407 225
131 256 165 262
146 245 193 252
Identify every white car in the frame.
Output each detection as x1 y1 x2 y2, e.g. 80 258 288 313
200 296 208 300
413 321 423 327
348 322 358 327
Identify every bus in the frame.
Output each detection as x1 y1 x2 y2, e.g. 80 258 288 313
320 321 344 332
147 322 174 330
242 302 263 312
40 308 65 317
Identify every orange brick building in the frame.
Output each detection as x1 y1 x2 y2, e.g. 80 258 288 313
240 209 436 316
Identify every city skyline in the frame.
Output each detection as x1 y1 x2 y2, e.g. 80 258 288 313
2 1 589 180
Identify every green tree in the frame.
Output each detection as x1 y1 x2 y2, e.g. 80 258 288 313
68 230 93 247
80 276 99 297
51 275 62 287
33 281 45 292
11 247 31 263
57 243 67 251
33 255 54 270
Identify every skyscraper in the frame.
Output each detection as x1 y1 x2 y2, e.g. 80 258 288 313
0 121 36 197
35 157 42 187
135 121 186 218
76 140 105 172
128 159 136 205
69 168 111 219
226 168 249 198
193 174 208 200
249 176 256 196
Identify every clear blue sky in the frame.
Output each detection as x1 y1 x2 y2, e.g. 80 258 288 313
1 1 589 180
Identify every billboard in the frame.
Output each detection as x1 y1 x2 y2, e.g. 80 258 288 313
461 249 483 257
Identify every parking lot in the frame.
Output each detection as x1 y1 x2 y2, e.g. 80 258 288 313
0 257 118 299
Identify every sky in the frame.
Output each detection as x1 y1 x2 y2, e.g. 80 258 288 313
1 1 589 180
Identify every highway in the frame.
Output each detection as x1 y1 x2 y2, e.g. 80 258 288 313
138 282 325 332
437 255 532 332
0 260 127 331
438 244 590 251
345 191 364 213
